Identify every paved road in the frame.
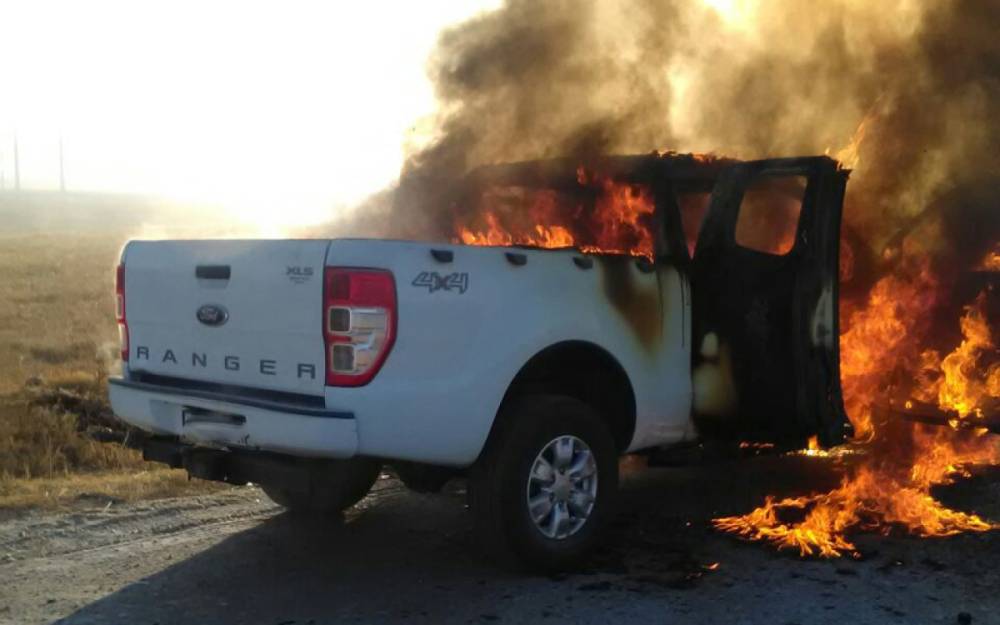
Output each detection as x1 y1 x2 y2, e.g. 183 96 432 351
1 456 998 625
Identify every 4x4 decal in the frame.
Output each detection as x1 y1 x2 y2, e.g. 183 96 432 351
412 271 469 294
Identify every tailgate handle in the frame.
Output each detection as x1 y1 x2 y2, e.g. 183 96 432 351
196 265 231 280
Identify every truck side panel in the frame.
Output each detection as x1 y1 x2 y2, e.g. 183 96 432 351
324 240 692 465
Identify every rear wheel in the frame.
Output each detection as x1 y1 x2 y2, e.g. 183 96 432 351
262 457 381 514
471 394 618 571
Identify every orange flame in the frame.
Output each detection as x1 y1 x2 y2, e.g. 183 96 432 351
936 292 998 418
833 114 871 171
715 288 1000 557
714 431 996 558
838 260 940 438
981 244 1000 271
453 168 655 257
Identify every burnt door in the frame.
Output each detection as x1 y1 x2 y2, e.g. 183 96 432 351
689 156 849 447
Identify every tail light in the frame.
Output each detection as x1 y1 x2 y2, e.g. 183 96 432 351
323 268 396 386
115 264 129 362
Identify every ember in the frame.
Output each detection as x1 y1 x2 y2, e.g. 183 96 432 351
982 244 1000 271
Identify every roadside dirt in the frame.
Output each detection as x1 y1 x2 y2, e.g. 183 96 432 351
1 455 997 625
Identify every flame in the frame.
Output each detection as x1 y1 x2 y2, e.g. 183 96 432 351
833 114 871 171
936 292 997 418
838 260 940 438
981 244 1000 271
714 429 996 557
579 167 656 257
800 435 827 458
453 168 655 257
715 288 1000 557
457 211 576 248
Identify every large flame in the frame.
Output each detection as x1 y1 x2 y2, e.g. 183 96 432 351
838 260 940 439
935 292 1000 418
715 287 1000 557
454 168 655 257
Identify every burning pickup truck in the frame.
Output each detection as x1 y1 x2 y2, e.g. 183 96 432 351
109 152 848 569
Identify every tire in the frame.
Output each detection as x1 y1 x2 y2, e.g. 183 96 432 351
470 394 619 571
394 461 455 494
262 457 381 514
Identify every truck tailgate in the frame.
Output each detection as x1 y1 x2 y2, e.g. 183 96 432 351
122 240 329 395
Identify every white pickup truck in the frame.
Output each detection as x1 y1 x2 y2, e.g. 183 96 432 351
109 153 849 569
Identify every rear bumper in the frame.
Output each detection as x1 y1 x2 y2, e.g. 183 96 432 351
108 377 359 458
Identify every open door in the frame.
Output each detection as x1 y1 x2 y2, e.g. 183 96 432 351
688 156 850 447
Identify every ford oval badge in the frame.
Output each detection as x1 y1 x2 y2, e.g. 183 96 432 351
196 304 229 327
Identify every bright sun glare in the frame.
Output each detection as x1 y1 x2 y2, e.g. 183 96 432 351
0 0 499 232
699 0 753 26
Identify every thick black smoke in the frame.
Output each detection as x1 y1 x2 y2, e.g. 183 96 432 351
341 0 999 263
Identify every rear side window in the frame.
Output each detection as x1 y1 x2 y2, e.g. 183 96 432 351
734 174 806 255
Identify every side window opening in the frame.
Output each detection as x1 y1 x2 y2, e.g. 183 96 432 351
734 174 806 255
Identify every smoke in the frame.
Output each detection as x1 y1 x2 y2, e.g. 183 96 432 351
385 0 998 262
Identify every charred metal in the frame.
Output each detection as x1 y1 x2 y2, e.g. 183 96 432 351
457 152 850 448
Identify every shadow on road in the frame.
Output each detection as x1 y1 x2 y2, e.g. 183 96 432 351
57 454 998 624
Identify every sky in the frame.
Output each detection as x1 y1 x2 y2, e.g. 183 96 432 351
0 0 499 228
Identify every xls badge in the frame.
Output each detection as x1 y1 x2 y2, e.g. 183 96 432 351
412 271 469 294
286 266 314 285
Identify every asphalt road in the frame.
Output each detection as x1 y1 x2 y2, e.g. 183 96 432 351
1 455 998 625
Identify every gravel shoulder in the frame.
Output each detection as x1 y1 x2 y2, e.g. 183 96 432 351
1 457 998 625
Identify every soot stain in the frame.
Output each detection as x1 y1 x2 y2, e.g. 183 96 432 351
597 256 661 348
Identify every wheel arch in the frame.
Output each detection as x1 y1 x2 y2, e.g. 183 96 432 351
485 340 637 456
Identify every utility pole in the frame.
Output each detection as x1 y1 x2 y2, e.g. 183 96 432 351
59 136 65 192
13 135 20 191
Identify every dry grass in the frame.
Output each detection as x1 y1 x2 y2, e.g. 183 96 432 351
0 231 227 509
0 467 225 512
0 386 224 510
0 232 125 394
0 399 139 480
0 392 227 510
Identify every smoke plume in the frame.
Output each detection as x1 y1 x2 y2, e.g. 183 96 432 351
383 0 998 265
